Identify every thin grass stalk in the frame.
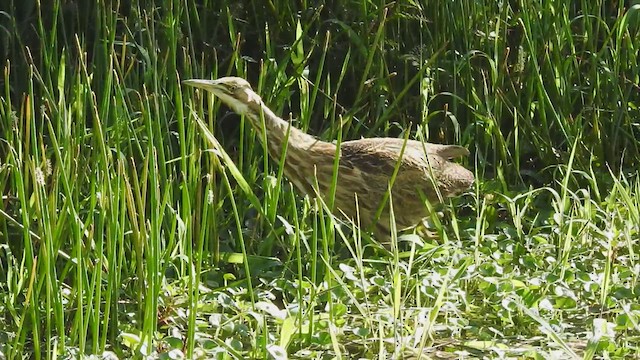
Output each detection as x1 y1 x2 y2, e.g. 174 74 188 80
371 127 411 234
103 157 128 351
220 169 256 307
141 118 161 353
8 98 36 357
89 168 106 353
32 143 58 359
290 186 304 347
46 113 87 353
308 196 319 345
24 68 46 360
308 32 330 121
187 176 210 359
557 135 580 281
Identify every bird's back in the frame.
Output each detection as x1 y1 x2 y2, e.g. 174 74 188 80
340 137 473 198
299 137 474 236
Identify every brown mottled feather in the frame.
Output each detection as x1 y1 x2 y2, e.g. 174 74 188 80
183 77 474 239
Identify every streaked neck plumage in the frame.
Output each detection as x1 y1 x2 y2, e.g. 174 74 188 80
242 94 334 163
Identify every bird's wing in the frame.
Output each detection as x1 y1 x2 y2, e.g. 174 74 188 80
340 138 408 175
342 137 469 160
339 140 443 210
339 138 441 184
341 137 469 166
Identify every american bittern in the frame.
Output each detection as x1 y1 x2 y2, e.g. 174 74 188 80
184 77 474 239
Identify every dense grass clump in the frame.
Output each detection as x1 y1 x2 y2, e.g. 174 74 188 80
0 1 639 358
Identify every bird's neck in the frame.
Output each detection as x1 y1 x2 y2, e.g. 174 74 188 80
244 99 338 196
246 101 331 160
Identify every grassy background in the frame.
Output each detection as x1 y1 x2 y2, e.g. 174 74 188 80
1 0 639 358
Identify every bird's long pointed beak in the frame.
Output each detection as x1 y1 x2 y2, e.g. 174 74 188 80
182 79 221 92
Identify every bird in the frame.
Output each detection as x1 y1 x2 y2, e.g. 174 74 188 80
183 76 474 241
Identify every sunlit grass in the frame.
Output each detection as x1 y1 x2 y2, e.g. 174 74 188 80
0 0 639 359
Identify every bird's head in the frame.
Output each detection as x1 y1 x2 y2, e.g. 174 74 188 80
183 77 262 116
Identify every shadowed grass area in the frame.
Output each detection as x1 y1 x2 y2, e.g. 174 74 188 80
0 1 639 358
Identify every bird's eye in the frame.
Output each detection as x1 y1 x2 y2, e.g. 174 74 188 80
228 85 237 92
